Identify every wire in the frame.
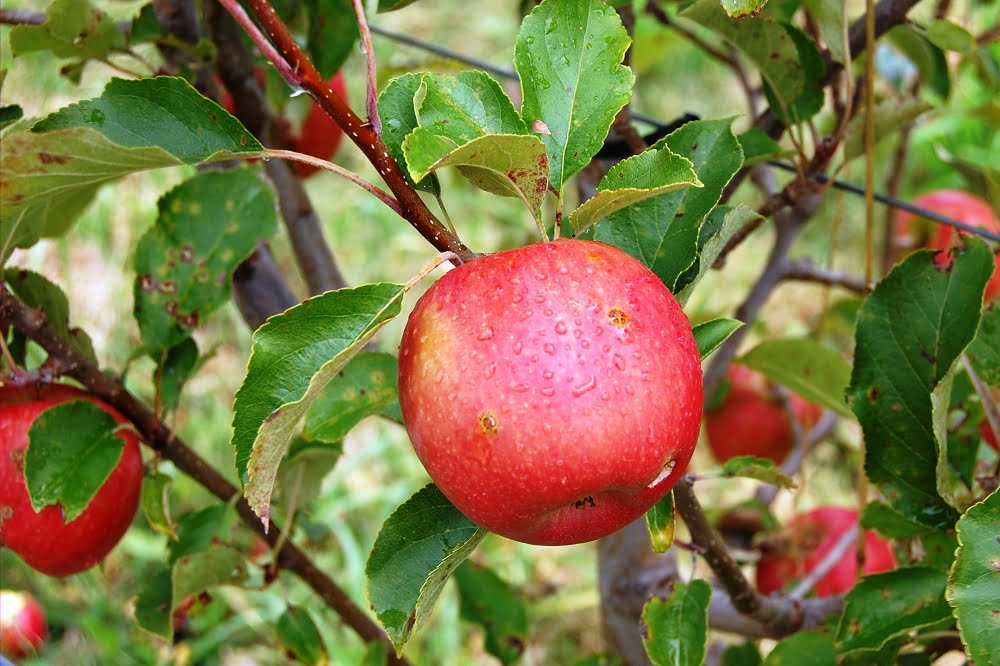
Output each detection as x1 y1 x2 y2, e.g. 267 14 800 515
369 24 1000 245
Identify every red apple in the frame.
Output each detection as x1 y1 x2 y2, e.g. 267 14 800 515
286 73 347 178
704 366 822 465
0 384 144 577
397 239 704 546
892 190 1000 301
981 420 999 453
0 589 47 659
756 506 896 597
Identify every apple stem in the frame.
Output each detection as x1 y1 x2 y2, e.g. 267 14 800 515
350 0 382 136
405 252 464 293
261 149 404 216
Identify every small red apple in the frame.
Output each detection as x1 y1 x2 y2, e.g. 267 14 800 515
0 589 47 659
704 366 822 465
756 506 896 597
892 190 1000 301
397 239 704 546
981 420 999 453
0 384 144 577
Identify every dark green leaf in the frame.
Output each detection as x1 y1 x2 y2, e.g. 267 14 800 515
167 504 234 565
584 119 743 291
737 128 788 166
9 0 123 61
641 580 711 666
25 401 127 521
569 147 701 233
721 642 762 666
2 268 96 364
141 471 177 539
134 568 173 638
134 170 278 351
693 319 743 360
154 338 199 413
836 568 951 654
674 205 761 303
740 338 853 418
843 98 931 161
514 0 634 189
275 439 343 510
802 0 846 64
378 74 440 196
967 303 1000 387
366 484 486 652
232 284 404 527
454 561 528 665
720 0 769 18
762 631 835 665
860 501 931 539
947 489 1000 666
720 456 796 488
276 606 328 666
922 19 976 54
377 0 418 11
762 23 826 125
0 105 23 129
127 4 166 45
849 242 993 528
645 492 675 554
304 351 400 442
305 0 359 77
887 26 950 99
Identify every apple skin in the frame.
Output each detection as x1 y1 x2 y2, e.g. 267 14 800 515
892 190 1000 301
704 366 821 465
0 384 143 577
756 506 896 598
0 589 47 659
397 239 704 546
287 73 347 178
981 421 999 453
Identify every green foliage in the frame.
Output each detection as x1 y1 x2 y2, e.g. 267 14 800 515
366 485 485 653
276 607 329 666
720 456 796 487
762 632 835 665
693 319 743 360
454 561 528 665
303 351 400 443
25 400 126 520
740 338 853 418
644 492 676 554
641 580 712 666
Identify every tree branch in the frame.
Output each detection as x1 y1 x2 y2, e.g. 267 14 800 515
0 286 409 666
782 258 870 294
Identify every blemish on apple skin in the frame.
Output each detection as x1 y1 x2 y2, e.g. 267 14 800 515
574 496 596 509
608 308 629 328
478 411 499 435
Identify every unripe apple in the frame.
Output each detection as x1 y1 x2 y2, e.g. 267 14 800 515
892 190 1000 301
397 239 704 546
0 384 144 577
756 506 896 597
704 366 821 465
0 589 47 659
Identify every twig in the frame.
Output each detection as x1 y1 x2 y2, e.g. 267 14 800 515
0 286 410 666
0 8 44 25
788 524 859 600
756 411 840 507
782 258 870 294
221 0 475 262
351 0 381 135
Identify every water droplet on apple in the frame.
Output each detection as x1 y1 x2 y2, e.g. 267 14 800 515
544 343 556 355
571 376 597 397
554 321 568 335
513 340 523 354
541 386 555 397
580 339 590 349
512 383 529 393
558 266 568 275
484 362 496 378
612 354 625 371
477 325 494 341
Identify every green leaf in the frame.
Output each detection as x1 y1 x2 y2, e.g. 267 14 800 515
305 0 359 77
645 491 675 554
720 0 769 18
641 580 711 666
569 147 701 234
514 0 634 189
922 19 976 55
848 242 993 528
674 204 761 304
275 438 343 511
887 26 951 99
134 568 173 637
762 631 835 666
154 338 199 413
967 303 1000 387
417 70 528 138
740 338 853 419
762 23 827 125
367 484 486 653
721 642 762 666
803 0 846 64
0 105 24 129
720 456 796 488
377 0 418 11
24 401 127 522
1 77 261 262
682 1 803 107
404 132 549 214
836 568 951 654
454 561 528 665
9 0 123 61
583 118 743 292
303 351 400 442
843 98 932 161
947 489 1000 666
737 128 789 166
141 471 177 539
2 268 96 364
232 283 405 527
860 501 932 539
378 74 440 196
134 170 278 351
693 319 743 360
167 504 234 565
276 606 329 666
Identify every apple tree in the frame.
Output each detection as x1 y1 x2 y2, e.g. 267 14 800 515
1 0 998 664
